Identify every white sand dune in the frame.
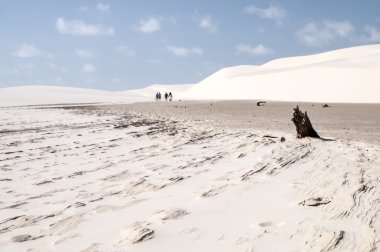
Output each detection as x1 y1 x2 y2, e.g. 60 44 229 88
0 84 193 107
180 44 380 103
0 85 145 107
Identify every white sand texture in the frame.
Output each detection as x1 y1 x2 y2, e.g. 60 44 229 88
0 104 379 252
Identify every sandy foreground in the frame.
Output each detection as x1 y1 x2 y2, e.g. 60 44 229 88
0 101 379 252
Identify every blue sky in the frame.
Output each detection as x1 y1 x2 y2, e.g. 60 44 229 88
1 0 379 90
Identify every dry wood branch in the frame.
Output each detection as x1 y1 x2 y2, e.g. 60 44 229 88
291 106 319 138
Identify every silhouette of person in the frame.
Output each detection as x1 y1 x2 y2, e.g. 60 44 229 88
169 92 172 102
164 92 168 101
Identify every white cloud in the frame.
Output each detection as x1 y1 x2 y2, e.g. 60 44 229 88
362 25 380 43
136 18 161 33
199 15 218 33
244 4 287 25
97 3 110 12
166 46 203 57
116 45 136 56
79 4 109 12
75 49 95 58
166 47 188 57
82 64 96 73
56 18 114 36
235 44 273 56
297 20 355 47
112 77 120 83
324 20 354 37
13 44 53 58
14 44 40 58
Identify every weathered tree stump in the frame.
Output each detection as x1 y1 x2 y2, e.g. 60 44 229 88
291 106 319 138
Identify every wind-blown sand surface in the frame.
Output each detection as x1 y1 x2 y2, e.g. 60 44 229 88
124 101 380 145
0 102 379 251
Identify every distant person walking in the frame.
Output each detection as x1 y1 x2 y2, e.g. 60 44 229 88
155 92 159 101
158 92 161 100
169 92 172 102
164 92 168 101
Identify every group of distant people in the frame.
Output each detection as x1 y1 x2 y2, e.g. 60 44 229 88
155 92 173 102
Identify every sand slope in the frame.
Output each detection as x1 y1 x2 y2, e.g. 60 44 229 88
180 44 380 103
0 86 145 107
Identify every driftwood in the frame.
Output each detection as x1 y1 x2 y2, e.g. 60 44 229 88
291 106 319 138
299 197 330 206
257 101 266 106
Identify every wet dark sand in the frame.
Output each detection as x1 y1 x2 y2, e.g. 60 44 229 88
120 100 380 145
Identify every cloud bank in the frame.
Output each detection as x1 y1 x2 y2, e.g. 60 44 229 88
136 18 161 33
56 18 114 36
244 4 287 25
166 46 203 57
14 44 53 58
